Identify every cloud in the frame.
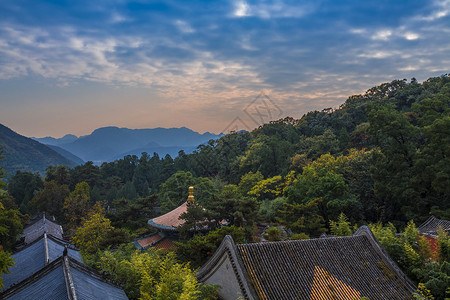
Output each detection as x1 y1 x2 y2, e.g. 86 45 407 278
234 1 251 17
0 0 449 136
371 30 392 41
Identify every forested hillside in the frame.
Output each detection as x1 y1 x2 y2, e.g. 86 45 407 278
2 74 450 299
0 124 79 177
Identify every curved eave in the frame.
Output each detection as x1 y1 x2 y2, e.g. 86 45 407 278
147 219 178 231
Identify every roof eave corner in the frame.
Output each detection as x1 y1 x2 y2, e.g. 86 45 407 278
197 235 256 300
197 235 236 280
353 225 417 292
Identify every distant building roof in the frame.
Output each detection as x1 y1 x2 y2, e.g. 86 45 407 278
148 186 196 231
133 232 179 252
1 256 128 299
133 232 166 250
2 234 81 291
152 238 179 252
148 201 189 231
418 215 450 238
22 213 63 244
197 226 416 300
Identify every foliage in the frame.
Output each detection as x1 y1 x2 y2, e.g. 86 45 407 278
237 171 263 196
45 165 71 186
7 171 43 213
107 195 157 230
263 227 284 242
0 149 17 289
159 171 217 212
370 221 450 299
278 198 327 236
97 246 217 300
437 228 450 262
72 206 113 255
0 247 14 290
329 213 354 236
259 197 288 223
64 181 90 230
176 226 245 268
29 180 69 220
0 206 25 251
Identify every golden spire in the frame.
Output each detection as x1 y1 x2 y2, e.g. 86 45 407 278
187 186 194 203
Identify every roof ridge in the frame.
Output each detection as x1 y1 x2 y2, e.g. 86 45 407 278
67 256 125 288
354 225 417 291
197 235 256 299
47 234 79 250
418 215 438 230
237 233 356 247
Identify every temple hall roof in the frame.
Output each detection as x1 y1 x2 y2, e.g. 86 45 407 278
418 215 450 238
22 214 63 244
148 201 188 231
133 232 166 250
2 234 81 291
1 256 128 299
197 226 416 300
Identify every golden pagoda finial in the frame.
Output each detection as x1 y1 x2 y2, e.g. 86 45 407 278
187 186 194 203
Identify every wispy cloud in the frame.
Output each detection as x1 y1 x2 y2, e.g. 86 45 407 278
0 0 449 136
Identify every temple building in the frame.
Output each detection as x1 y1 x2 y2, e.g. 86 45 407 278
1 213 129 299
136 186 197 251
1 233 82 291
21 213 63 245
197 226 416 300
418 215 450 260
2 255 128 299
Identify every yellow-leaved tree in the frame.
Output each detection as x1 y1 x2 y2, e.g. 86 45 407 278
72 204 112 256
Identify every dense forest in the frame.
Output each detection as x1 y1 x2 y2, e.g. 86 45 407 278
1 74 450 299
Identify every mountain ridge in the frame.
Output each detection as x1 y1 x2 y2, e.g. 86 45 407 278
0 124 79 177
32 126 224 163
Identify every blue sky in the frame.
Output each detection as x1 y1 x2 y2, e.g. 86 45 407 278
1 0 449 137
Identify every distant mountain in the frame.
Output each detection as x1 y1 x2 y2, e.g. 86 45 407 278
46 145 84 165
0 124 79 177
32 134 78 146
33 126 223 163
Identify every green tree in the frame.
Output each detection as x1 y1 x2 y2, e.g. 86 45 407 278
45 165 71 186
108 195 157 230
72 207 113 256
7 171 43 213
329 213 354 236
237 171 263 196
29 180 69 220
284 154 361 222
0 246 14 290
176 226 245 268
98 246 217 300
64 181 90 229
278 198 326 237
263 227 284 241
0 150 17 289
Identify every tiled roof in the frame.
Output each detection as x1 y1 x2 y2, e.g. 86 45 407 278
133 232 165 250
151 238 178 252
148 201 188 231
198 226 416 300
22 214 63 244
2 234 81 291
133 233 178 251
418 215 450 238
1 256 128 299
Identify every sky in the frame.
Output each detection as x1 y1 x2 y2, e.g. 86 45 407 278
0 0 449 138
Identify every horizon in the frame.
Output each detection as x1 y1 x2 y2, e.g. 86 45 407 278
1 0 449 137
28 125 224 139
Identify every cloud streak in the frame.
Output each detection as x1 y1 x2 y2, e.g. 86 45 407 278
0 0 449 136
